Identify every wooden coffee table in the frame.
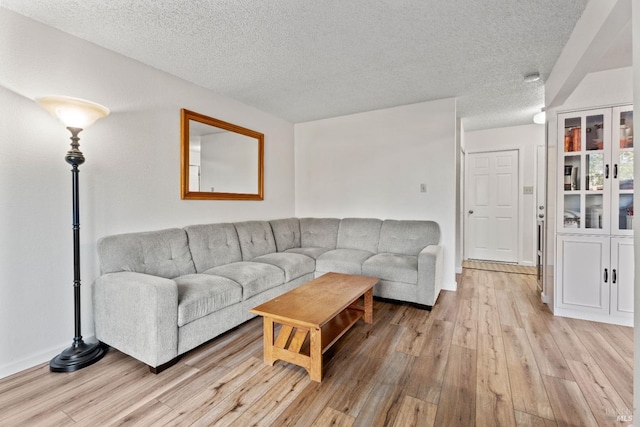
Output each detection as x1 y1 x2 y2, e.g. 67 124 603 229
250 272 378 382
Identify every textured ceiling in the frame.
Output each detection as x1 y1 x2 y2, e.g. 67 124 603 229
3 0 599 130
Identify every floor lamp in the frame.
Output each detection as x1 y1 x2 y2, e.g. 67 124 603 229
37 96 110 372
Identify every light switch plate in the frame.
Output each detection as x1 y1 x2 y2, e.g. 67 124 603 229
523 186 534 194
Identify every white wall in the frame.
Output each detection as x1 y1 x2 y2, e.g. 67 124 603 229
559 67 633 111
464 124 546 266
455 119 465 273
294 99 458 291
0 8 295 378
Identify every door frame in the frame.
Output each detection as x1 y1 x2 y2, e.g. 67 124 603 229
464 145 525 264
535 144 546 290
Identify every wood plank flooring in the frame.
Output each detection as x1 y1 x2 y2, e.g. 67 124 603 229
0 269 633 426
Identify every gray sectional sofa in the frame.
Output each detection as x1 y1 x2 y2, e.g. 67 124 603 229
93 217 442 372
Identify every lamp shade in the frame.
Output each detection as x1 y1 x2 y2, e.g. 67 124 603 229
37 95 110 129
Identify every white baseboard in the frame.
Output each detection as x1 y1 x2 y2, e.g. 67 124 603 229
0 335 96 380
443 280 457 292
541 292 551 305
0 344 60 380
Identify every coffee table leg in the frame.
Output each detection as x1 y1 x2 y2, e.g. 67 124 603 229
364 289 373 324
263 317 275 366
309 328 322 382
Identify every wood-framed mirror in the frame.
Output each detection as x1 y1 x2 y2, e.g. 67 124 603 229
180 109 264 200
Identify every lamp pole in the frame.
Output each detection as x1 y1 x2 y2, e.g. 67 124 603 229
49 126 106 372
68 128 84 344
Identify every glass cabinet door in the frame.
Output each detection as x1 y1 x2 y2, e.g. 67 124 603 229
558 109 611 234
611 106 634 235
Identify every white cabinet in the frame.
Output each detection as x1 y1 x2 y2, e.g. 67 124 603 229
557 108 612 234
555 105 634 326
556 235 609 315
610 237 634 319
610 106 635 236
555 235 633 324
557 106 634 236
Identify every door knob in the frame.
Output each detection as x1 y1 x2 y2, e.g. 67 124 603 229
539 214 544 218
539 206 544 210
469 210 474 214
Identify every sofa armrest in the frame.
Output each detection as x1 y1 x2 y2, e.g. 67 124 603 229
417 245 443 306
93 271 179 368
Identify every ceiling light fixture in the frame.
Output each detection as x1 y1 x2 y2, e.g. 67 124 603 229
524 72 541 83
533 111 546 124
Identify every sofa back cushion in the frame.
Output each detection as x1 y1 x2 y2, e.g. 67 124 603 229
184 223 242 272
269 218 301 252
97 228 196 279
378 220 441 255
299 218 340 249
337 218 382 253
234 221 277 261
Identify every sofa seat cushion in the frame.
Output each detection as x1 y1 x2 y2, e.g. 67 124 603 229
204 262 285 300
362 253 418 284
251 252 315 282
316 249 375 275
285 247 332 259
175 274 243 327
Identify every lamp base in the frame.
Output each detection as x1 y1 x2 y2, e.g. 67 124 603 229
49 340 107 373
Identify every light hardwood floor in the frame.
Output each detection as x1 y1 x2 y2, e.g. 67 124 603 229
0 268 633 426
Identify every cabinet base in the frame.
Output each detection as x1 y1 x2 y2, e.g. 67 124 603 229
553 307 632 327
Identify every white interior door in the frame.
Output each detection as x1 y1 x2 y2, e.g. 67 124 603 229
466 150 519 262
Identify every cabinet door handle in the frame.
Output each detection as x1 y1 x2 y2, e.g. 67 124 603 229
614 164 618 179
604 268 608 283
612 269 617 284
605 164 610 179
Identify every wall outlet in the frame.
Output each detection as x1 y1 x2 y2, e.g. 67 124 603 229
420 183 427 193
523 186 534 195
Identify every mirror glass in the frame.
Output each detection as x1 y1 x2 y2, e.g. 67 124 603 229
181 109 264 200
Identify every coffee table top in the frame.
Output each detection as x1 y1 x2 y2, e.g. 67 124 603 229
250 272 378 328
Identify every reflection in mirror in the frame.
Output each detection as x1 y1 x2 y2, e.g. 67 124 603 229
181 109 264 200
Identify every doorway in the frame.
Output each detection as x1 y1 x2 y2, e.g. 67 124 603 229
465 149 519 263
